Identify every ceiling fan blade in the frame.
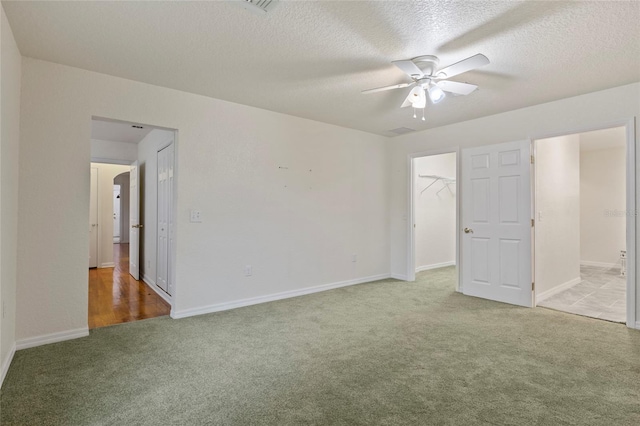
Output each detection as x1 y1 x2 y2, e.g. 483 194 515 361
436 54 489 79
361 82 413 94
436 80 478 95
392 60 424 78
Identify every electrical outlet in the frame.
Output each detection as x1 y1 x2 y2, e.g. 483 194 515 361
190 209 202 223
244 265 252 276
352 254 357 263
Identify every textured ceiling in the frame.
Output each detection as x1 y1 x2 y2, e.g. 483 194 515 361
4 1 640 136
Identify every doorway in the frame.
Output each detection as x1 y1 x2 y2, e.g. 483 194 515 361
113 173 130 245
409 150 459 286
87 117 177 328
89 167 98 268
534 126 630 323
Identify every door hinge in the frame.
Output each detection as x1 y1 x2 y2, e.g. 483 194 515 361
532 281 535 291
531 218 535 227
531 155 535 164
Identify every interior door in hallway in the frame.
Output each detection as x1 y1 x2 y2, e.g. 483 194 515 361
157 142 174 295
89 167 98 268
461 140 533 307
129 161 141 280
113 186 121 242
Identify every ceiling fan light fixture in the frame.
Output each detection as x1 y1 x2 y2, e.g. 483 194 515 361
409 87 426 109
412 97 426 109
428 84 446 104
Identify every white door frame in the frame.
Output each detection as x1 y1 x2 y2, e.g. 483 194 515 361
531 118 636 328
168 131 179 314
407 147 461 291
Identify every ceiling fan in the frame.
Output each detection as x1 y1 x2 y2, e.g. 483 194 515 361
362 54 490 119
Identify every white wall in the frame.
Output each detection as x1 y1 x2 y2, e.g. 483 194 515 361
91 163 130 268
16 58 390 341
414 153 456 271
90 138 138 165
114 172 130 244
10 57 640 344
388 82 639 323
137 129 174 288
580 146 626 266
0 5 21 385
535 135 581 299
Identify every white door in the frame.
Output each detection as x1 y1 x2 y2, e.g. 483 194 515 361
113 186 121 242
129 161 140 280
461 140 533 307
89 167 98 268
157 142 174 295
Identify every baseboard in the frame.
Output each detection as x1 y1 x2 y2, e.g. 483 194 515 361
536 277 582 304
172 273 391 319
390 273 409 281
0 342 16 389
16 327 89 350
142 275 172 305
99 262 115 268
416 261 455 273
635 321 640 330
141 274 156 287
581 261 619 269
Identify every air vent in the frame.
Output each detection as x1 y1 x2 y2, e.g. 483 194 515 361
388 127 416 135
237 0 278 15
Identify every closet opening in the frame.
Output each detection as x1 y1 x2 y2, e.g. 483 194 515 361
408 150 459 288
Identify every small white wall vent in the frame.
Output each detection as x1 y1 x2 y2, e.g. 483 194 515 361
236 0 279 15
388 127 416 135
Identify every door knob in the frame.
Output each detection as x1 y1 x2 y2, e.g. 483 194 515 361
464 227 474 234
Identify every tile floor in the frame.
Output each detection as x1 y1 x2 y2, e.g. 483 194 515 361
539 265 626 323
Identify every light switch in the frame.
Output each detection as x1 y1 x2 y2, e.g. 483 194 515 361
190 209 202 223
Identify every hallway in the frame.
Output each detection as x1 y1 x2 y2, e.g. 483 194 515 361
88 243 171 329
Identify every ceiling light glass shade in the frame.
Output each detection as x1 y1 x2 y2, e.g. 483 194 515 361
412 96 426 109
409 87 427 109
428 84 446 103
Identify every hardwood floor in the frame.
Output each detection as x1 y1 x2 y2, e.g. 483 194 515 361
88 243 170 329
